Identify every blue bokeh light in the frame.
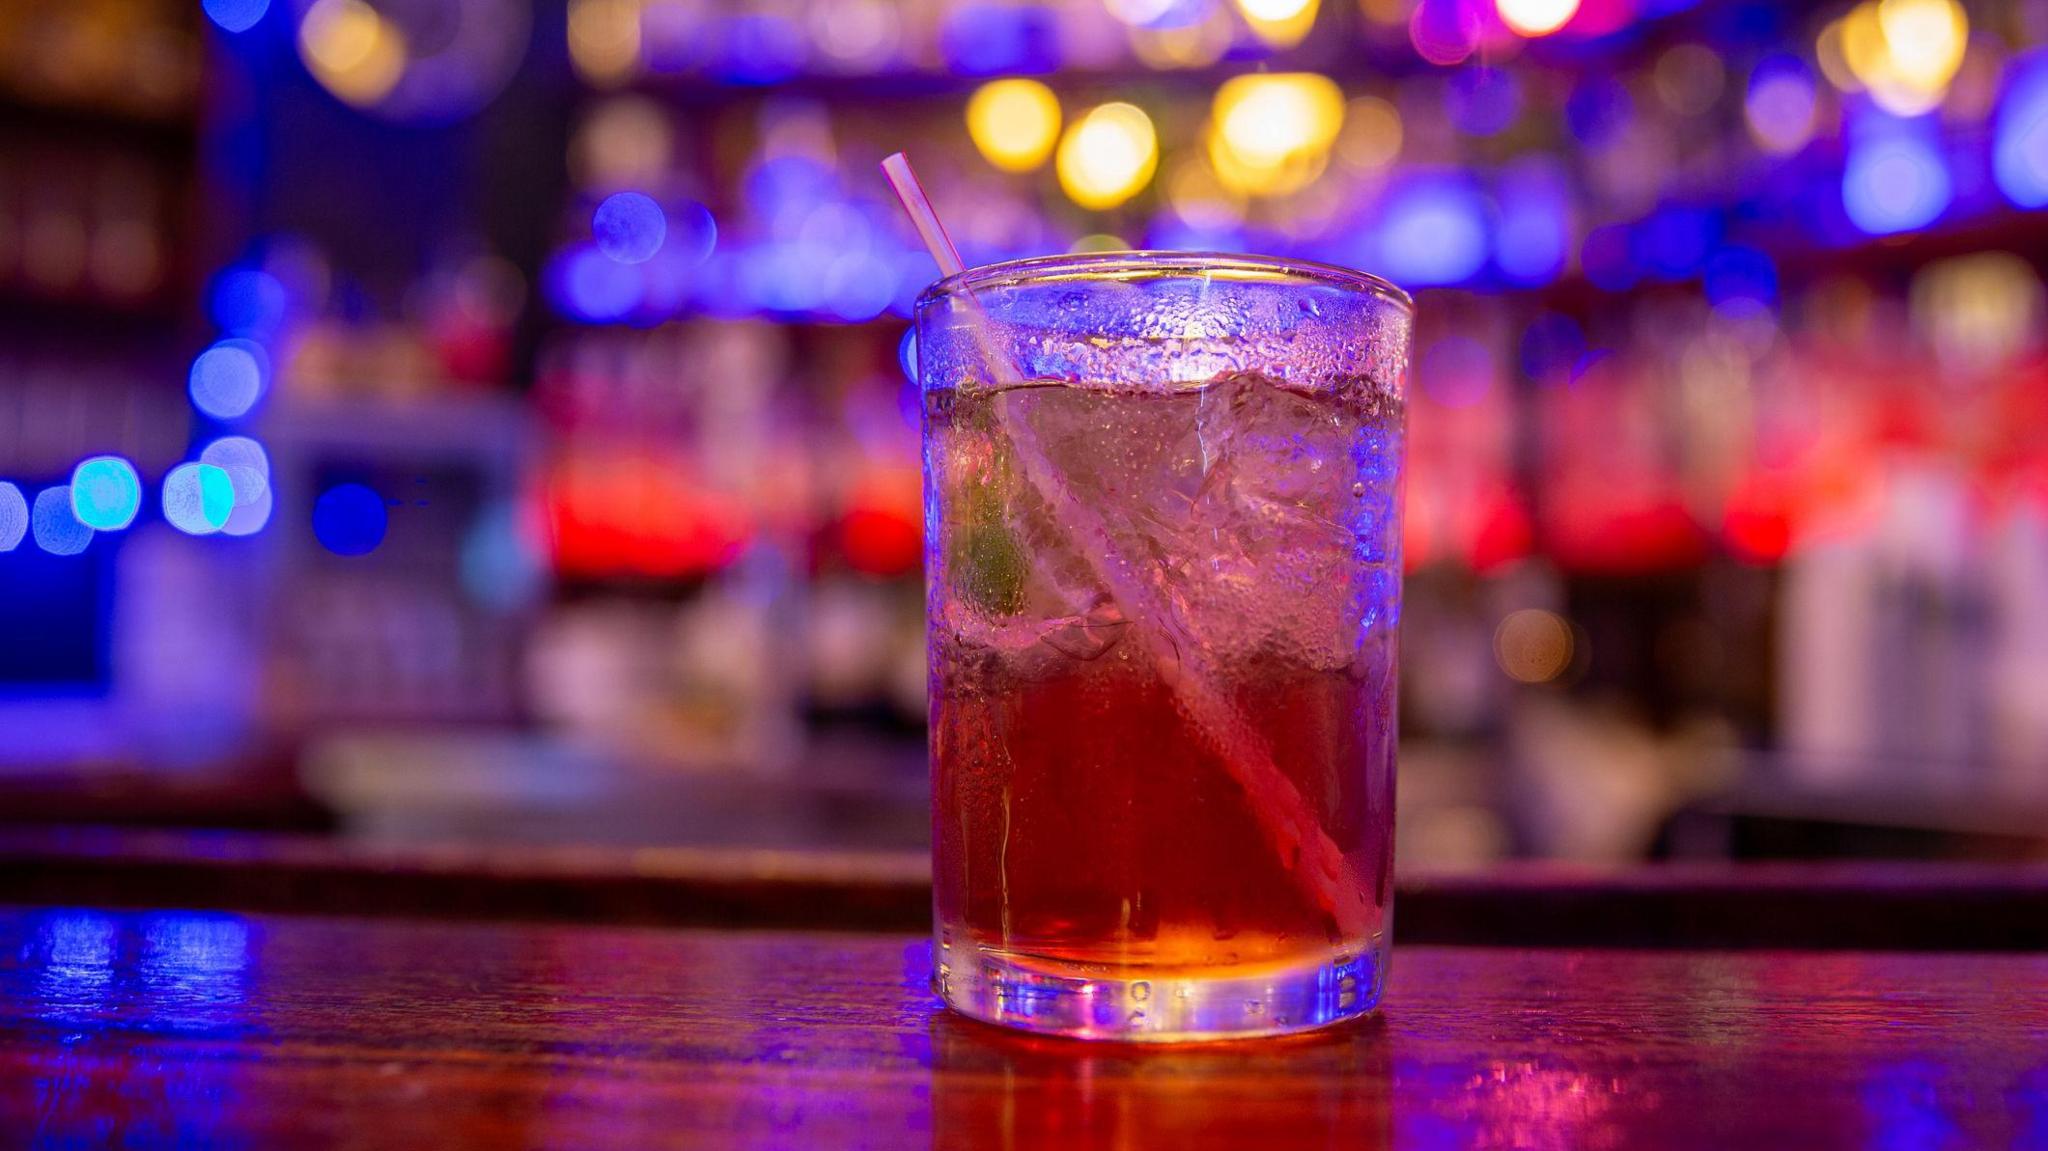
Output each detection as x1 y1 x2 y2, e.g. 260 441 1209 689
593 192 668 265
550 245 643 322
668 201 719 266
313 484 388 557
823 254 896 322
209 268 288 337
70 457 141 531
460 504 545 613
1567 75 1634 146
940 3 1060 75
1704 245 1779 308
1494 157 1570 285
710 14 807 85
203 0 269 33
1634 205 1720 280
0 482 25 551
1994 50 2048 208
1377 176 1489 287
188 339 268 421
31 487 92 556
1448 68 1523 138
1843 118 1952 236
163 463 237 535
898 327 919 385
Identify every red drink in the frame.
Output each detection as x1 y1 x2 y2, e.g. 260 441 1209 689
925 366 1404 1039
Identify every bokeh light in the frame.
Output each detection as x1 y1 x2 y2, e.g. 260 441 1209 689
1704 246 1779 310
1842 118 1952 235
810 0 900 70
204 0 270 34
69 457 141 531
188 340 269 421
209 268 288 336
1654 44 1725 116
299 0 409 108
1495 157 1571 285
199 436 272 503
1495 609 1576 683
569 0 641 87
1129 8 1234 68
1994 51 2048 208
898 327 919 385
551 245 642 321
940 3 1061 75
593 192 667 264
1104 0 1179 26
1236 0 1320 49
1378 174 1489 286
1746 54 1819 155
162 464 237 536
1410 0 1481 66
31 488 92 557
1164 153 1247 231
1835 0 1967 115
222 482 274 537
1337 95 1403 170
1055 102 1158 211
1497 0 1578 37
1447 67 1522 137
966 79 1062 173
0 483 26 551
313 483 388 556
1209 73 1344 197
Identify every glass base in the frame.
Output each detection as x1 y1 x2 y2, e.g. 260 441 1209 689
934 941 1385 1042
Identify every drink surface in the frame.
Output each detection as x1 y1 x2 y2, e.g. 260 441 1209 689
927 371 1404 977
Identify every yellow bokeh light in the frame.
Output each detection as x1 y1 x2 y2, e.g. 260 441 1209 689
1130 8 1233 69
1877 0 1966 92
569 0 642 88
1336 94 1403 170
1496 0 1579 37
299 0 407 108
1164 153 1247 230
1357 0 1410 25
1069 233 1130 253
1055 102 1158 211
1832 0 1966 114
1815 18 1860 92
1235 0 1319 49
965 78 1062 173
1208 73 1344 197
1494 609 1576 684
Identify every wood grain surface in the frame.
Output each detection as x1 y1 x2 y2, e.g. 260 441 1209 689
4 904 2046 1148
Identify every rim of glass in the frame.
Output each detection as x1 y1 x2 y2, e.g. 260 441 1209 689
919 251 1415 315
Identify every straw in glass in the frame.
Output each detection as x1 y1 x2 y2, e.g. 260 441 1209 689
883 153 1370 939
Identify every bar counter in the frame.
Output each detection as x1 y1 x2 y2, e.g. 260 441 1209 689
6 892 2046 1148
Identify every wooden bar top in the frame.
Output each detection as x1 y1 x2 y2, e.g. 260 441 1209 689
4 904 2045 1148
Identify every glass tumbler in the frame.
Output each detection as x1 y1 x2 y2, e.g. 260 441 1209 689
918 252 1411 1041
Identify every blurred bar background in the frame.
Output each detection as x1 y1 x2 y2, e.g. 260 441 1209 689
1 0 2044 872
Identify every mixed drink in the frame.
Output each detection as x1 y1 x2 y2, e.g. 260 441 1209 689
919 255 1409 1040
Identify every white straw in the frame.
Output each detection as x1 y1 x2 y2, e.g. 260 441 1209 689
881 154 966 279
881 152 1371 938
